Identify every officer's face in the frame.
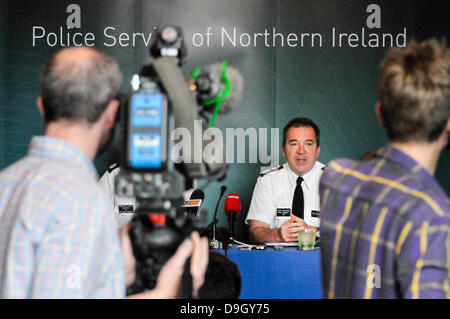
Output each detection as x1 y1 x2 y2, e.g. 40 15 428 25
282 126 320 177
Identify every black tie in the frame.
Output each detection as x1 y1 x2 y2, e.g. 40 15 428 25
292 177 304 219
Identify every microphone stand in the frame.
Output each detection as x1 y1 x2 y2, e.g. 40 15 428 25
203 186 227 249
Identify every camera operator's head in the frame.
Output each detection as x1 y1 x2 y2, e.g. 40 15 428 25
37 47 123 158
377 39 450 147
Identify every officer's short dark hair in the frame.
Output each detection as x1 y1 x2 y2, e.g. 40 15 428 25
282 117 320 147
379 39 450 142
40 47 122 124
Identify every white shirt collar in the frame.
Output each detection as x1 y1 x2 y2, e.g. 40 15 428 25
286 161 320 190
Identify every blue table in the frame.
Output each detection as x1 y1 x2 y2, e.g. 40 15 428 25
219 247 323 299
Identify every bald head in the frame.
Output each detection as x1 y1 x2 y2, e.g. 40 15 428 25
53 46 105 69
40 47 123 124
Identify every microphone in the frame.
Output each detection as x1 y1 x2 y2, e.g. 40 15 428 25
224 193 241 241
182 189 204 217
190 189 205 201
195 62 244 116
212 186 227 240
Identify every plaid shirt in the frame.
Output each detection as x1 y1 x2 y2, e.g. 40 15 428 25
319 145 450 299
0 136 125 298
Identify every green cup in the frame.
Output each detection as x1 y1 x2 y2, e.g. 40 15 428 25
298 228 317 251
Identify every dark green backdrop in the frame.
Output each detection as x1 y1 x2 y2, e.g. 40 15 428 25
1 0 449 242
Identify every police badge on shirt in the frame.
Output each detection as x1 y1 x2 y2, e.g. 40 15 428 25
305 208 320 227
276 208 291 217
118 204 134 214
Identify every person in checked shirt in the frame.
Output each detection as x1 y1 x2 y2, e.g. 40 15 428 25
320 39 450 299
0 47 208 298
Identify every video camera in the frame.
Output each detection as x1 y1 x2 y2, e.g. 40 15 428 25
114 26 242 294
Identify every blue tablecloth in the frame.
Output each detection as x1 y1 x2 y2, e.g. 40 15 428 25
219 247 323 299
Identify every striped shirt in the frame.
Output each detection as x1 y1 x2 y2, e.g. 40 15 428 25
0 136 125 298
319 145 450 299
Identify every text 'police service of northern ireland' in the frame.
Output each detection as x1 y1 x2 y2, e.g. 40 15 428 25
32 4 407 49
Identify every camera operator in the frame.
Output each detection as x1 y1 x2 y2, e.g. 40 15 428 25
0 47 208 298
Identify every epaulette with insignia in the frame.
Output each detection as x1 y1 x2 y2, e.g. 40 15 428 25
107 163 120 173
259 162 288 177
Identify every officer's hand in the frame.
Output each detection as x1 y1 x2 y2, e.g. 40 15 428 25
290 214 318 228
289 213 318 230
279 215 307 242
289 214 309 226
280 214 318 242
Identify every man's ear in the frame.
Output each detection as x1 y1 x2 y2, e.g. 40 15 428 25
36 97 45 118
102 99 119 129
375 102 385 128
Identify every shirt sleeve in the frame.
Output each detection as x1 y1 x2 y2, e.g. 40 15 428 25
98 170 114 202
30 192 125 298
396 213 450 299
245 176 276 226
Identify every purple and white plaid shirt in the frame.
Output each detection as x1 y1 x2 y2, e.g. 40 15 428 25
0 136 125 298
320 145 450 299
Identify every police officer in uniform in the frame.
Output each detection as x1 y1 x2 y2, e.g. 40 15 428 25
99 163 136 228
99 163 198 228
245 118 325 243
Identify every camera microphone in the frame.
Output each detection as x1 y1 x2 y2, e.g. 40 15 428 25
193 61 244 128
195 62 243 115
